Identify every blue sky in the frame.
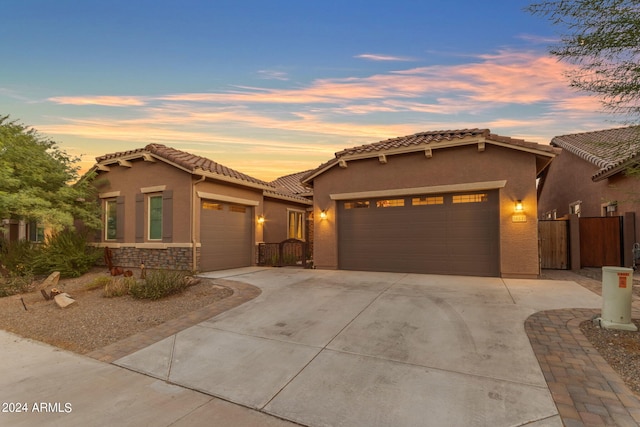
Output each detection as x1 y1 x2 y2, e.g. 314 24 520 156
0 0 618 180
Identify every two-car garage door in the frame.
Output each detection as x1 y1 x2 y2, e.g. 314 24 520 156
338 190 500 276
200 200 253 271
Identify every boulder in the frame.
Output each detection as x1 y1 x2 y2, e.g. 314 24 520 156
54 293 76 309
37 271 60 291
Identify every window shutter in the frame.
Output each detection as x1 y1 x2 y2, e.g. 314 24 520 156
116 196 125 241
162 190 173 243
135 193 144 242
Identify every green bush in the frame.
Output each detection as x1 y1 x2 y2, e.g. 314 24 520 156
103 277 135 298
0 273 34 297
0 238 38 277
129 270 188 300
31 229 101 278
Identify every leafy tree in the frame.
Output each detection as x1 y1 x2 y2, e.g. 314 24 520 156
527 0 640 117
0 115 101 232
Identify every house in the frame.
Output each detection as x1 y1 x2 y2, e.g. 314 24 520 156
90 144 312 272
538 126 640 227
302 129 558 278
1 220 47 243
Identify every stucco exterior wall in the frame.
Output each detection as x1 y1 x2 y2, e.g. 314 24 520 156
262 199 310 243
538 149 640 242
312 144 541 277
96 159 193 243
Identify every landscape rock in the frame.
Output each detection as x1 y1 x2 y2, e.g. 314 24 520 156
54 293 76 309
37 271 60 291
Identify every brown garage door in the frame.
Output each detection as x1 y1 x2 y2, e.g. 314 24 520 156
338 190 500 276
200 201 253 271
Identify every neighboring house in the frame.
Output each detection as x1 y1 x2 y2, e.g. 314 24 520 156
538 126 640 231
1 220 47 243
91 144 311 272
302 129 557 278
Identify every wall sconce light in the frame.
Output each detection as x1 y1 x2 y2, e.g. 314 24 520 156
319 210 328 220
257 215 265 224
514 200 524 213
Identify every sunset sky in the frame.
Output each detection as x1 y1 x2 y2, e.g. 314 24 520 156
0 0 619 180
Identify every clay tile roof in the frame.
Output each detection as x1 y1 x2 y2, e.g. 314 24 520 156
302 128 556 185
551 126 640 179
270 170 313 196
335 128 491 157
488 133 558 155
96 144 271 187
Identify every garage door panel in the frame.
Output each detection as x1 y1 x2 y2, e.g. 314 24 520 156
338 191 499 276
200 202 252 271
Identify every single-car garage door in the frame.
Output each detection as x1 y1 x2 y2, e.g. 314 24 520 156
200 200 253 271
338 190 500 276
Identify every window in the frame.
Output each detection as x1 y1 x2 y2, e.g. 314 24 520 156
148 195 163 240
203 201 223 211
376 199 405 208
288 210 305 240
412 196 444 206
28 222 45 243
105 199 118 240
452 193 488 204
344 200 370 209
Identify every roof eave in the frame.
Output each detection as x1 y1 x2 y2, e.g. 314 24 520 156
302 137 556 184
592 156 639 182
264 191 313 205
192 168 273 191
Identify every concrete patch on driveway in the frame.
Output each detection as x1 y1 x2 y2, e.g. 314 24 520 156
264 349 558 427
327 292 546 386
119 325 321 409
503 278 602 311
202 271 395 347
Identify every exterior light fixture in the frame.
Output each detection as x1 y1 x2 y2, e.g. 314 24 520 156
257 215 265 224
514 200 524 213
319 210 328 220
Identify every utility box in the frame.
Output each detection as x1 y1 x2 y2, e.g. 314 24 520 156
598 266 638 331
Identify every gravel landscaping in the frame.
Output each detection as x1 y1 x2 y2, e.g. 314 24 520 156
0 268 232 354
580 318 640 395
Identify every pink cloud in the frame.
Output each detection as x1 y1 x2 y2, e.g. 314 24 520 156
48 95 147 107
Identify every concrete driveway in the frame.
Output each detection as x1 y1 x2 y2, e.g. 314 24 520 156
115 268 602 427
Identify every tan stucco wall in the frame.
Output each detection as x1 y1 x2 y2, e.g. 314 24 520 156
96 159 193 243
262 199 309 243
311 144 541 277
538 149 640 242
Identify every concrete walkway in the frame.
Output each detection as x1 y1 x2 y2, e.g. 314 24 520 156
1 268 634 426
112 268 602 426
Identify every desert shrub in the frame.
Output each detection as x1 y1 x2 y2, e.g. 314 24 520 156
103 277 136 298
0 273 34 297
129 269 188 300
31 229 101 278
86 275 112 291
0 238 38 277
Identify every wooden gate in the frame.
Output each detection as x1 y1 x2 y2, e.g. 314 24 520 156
579 216 623 267
539 220 569 269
